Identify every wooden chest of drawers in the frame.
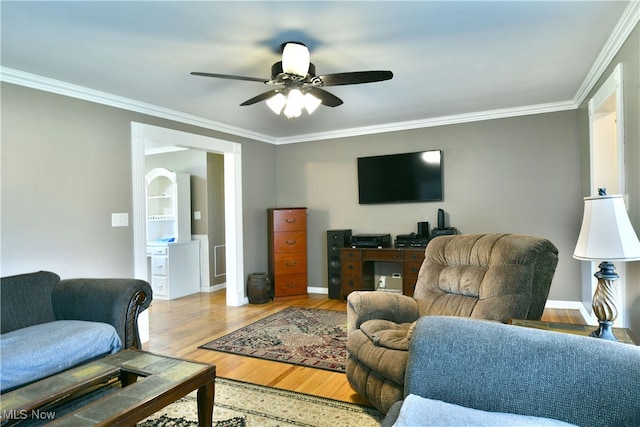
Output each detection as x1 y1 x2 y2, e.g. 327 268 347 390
268 208 308 299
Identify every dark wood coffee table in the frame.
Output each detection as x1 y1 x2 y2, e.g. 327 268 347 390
0 349 216 426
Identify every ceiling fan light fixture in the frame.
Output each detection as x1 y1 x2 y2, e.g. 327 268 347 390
266 93 287 115
303 93 322 114
283 88 305 118
282 42 310 77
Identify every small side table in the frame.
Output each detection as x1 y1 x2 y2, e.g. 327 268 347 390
509 319 639 346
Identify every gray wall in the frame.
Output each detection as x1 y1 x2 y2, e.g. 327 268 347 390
275 111 583 302
1 83 276 282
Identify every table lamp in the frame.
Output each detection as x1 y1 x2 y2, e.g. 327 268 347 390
573 189 640 341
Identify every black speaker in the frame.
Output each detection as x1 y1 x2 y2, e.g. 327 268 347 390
327 229 352 299
417 221 430 238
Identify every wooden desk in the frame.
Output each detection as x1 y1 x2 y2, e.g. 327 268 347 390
509 319 638 345
340 247 425 299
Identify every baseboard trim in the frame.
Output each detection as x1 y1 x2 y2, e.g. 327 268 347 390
308 287 329 295
201 283 226 293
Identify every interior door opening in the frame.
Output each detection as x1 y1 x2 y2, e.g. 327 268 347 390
131 123 245 342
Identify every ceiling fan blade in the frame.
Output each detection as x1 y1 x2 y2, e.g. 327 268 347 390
307 87 343 107
191 72 267 83
239 90 280 106
318 70 393 86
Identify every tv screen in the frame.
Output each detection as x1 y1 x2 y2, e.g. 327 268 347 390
357 150 442 204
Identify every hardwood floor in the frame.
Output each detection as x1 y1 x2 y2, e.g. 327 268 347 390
142 290 584 406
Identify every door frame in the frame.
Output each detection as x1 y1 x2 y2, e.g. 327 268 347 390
131 122 245 307
586 63 626 326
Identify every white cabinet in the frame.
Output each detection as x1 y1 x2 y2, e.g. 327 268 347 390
145 168 191 243
147 241 200 300
145 168 200 300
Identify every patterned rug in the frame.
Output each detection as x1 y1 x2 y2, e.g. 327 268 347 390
141 377 383 426
199 307 348 373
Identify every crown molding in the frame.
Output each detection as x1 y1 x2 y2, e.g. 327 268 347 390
273 100 577 145
573 0 639 107
0 66 277 144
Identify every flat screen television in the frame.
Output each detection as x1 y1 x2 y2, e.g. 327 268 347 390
357 150 443 204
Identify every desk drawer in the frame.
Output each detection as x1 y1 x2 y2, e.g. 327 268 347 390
362 249 402 261
340 275 368 299
151 256 167 276
340 248 361 259
403 262 422 278
341 260 362 275
403 249 425 262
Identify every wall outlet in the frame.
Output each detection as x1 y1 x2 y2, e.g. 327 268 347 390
112 213 129 227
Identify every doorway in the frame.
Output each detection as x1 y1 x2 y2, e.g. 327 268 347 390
586 63 626 326
131 123 245 309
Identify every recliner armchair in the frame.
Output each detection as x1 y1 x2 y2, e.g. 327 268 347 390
346 234 559 413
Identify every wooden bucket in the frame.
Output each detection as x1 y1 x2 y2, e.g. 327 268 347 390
247 273 271 304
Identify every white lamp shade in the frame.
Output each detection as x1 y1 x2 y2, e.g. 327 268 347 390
573 194 640 261
303 93 322 114
282 43 310 77
266 93 287 115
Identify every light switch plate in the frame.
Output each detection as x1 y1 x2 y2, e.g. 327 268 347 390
112 213 129 227
194 211 202 220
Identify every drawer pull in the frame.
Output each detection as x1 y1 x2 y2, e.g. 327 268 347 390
285 261 297 267
285 218 296 223
285 283 296 288
348 265 354 270
286 240 297 245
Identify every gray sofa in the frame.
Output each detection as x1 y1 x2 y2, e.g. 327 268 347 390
382 316 640 427
0 270 152 392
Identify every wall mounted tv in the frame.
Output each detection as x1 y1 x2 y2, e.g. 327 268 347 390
357 150 443 204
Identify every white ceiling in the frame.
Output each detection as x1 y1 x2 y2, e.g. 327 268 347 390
1 1 634 144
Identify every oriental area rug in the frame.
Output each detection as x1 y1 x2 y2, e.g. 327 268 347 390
199 307 348 373
140 377 383 426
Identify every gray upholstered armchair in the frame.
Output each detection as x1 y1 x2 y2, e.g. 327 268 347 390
346 234 559 413
382 316 640 426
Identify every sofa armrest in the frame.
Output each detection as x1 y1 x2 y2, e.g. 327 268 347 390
404 316 640 427
347 291 419 334
51 278 152 349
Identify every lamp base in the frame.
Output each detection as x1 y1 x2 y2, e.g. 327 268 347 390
590 320 617 341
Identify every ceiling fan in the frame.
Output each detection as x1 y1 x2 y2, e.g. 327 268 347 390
191 42 393 118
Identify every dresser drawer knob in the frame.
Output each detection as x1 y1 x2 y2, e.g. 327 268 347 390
286 240 297 245
285 261 297 267
285 218 296 223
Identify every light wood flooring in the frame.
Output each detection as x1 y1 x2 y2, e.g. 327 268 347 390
142 290 584 406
